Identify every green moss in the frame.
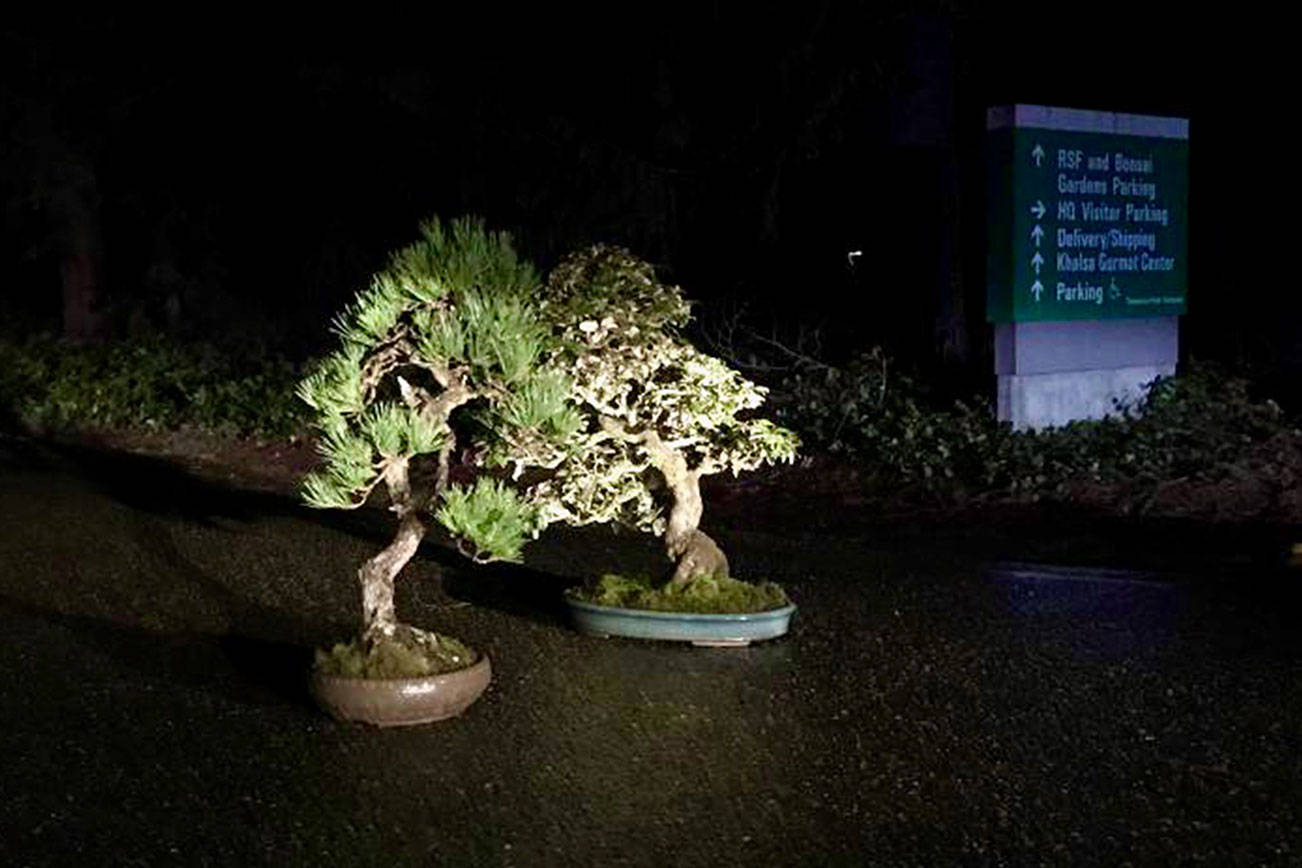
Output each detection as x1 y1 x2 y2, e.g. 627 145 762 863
568 573 791 614
314 628 478 679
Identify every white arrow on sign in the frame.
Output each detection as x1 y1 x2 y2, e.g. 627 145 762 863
1030 200 1046 219
1031 280 1044 302
1030 224 1044 247
1032 143 1045 167
1031 252 1044 275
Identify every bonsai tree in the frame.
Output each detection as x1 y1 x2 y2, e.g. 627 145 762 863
297 216 579 675
526 244 798 588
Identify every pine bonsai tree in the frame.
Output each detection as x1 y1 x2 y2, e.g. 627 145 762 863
527 244 798 587
297 217 579 675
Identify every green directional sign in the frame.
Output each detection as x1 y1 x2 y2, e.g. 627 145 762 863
987 106 1189 322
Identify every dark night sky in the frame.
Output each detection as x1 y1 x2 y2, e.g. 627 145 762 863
2 5 1281 371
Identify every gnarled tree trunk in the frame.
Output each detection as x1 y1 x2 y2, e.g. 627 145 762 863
641 429 729 585
358 458 427 641
596 415 731 585
356 376 472 643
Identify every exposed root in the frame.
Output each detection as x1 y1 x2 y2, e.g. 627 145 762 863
669 528 730 585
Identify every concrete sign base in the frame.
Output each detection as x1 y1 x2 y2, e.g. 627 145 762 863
995 317 1177 430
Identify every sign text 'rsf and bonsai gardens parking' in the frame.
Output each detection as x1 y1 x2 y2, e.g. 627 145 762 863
987 105 1189 322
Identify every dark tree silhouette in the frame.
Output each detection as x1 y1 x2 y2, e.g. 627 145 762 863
2 27 109 342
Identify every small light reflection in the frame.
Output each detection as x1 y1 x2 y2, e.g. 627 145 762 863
985 562 1183 659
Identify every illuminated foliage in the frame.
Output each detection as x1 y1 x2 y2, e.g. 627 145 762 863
298 216 577 562
522 244 798 580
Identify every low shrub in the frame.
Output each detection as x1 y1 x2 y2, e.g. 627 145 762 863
768 348 1299 504
0 331 312 439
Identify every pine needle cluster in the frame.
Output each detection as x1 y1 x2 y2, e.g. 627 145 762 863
435 478 543 563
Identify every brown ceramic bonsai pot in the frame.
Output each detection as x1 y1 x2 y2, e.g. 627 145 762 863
311 654 492 727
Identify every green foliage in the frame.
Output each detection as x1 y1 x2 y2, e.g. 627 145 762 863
436 477 543 562
299 423 378 509
296 344 366 416
328 217 537 351
771 348 1299 503
540 243 691 337
330 276 409 349
498 370 582 435
411 306 467 362
569 573 791 614
527 245 798 534
459 289 545 384
1113 365 1290 481
298 215 570 513
357 401 447 458
0 331 310 438
386 216 537 305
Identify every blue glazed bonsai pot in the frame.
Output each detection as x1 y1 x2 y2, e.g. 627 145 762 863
566 598 796 646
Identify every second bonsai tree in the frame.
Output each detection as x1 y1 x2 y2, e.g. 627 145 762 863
523 244 799 608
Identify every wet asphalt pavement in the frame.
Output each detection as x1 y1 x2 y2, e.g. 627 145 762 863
1 436 1300 866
